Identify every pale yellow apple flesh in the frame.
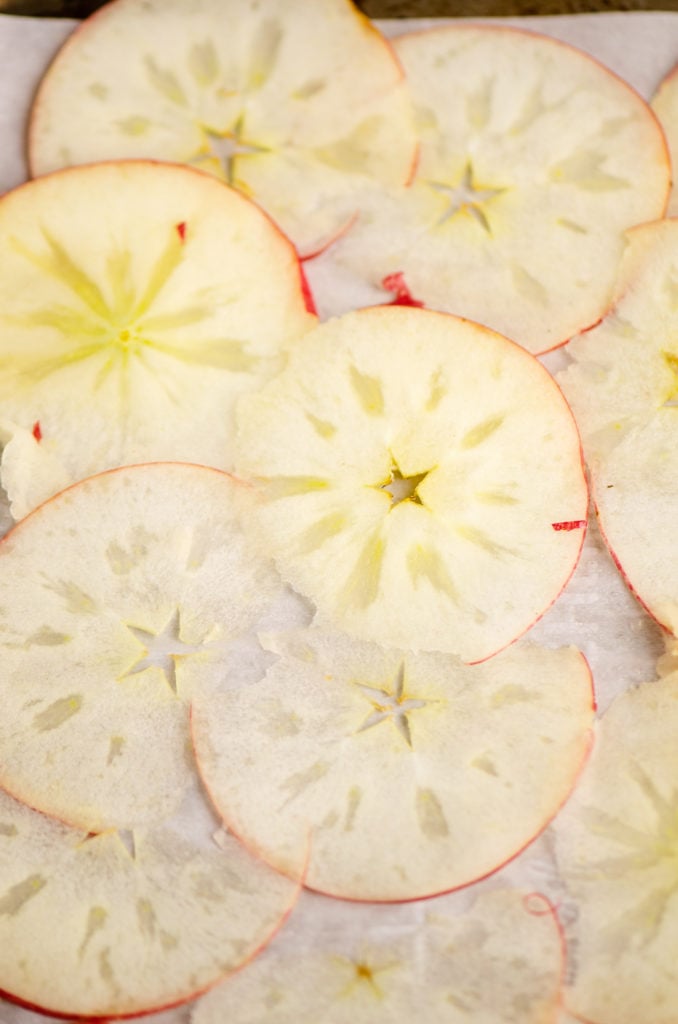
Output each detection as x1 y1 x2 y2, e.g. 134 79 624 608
192 889 565 1023
0 463 284 833
0 784 299 1019
28 0 417 256
0 160 316 519
192 627 594 901
558 219 678 636
235 305 589 662
306 25 670 354
652 65 678 216
554 670 678 1024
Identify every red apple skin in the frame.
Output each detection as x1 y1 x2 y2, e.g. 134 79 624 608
190 658 596 905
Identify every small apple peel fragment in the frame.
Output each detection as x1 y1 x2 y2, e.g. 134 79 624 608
0 462 285 832
192 627 594 901
554 671 678 1024
558 219 678 634
235 305 588 662
0 785 299 1020
192 888 564 1023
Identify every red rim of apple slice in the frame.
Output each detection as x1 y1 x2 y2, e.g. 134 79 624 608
0 782 300 1020
0 462 287 834
0 160 316 519
553 671 678 1024
192 888 566 1023
234 305 589 663
192 627 594 902
28 0 417 258
304 24 670 354
558 219 678 638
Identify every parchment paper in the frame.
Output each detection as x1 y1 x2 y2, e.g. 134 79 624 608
0 11 676 1024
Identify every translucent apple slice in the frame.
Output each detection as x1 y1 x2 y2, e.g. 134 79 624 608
0 783 299 1020
235 306 588 662
0 160 316 519
558 219 678 634
192 628 594 901
193 889 565 1023
0 462 286 833
305 25 669 354
652 65 678 216
553 671 678 1024
28 0 416 257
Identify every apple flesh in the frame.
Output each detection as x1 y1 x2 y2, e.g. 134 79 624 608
304 24 670 354
192 627 594 902
28 0 417 258
0 160 316 519
234 305 589 663
0 462 285 833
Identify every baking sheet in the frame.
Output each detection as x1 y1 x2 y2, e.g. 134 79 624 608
0 10 676 1023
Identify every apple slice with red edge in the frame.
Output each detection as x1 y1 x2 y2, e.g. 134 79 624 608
304 24 670 354
192 888 565 1023
0 160 316 520
558 219 678 638
0 462 289 834
234 305 588 663
0 781 300 1020
28 0 417 258
553 669 678 1024
652 65 678 216
191 626 594 902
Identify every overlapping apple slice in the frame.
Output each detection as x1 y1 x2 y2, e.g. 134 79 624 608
558 219 678 636
28 0 416 257
305 25 670 353
553 671 678 1024
0 462 286 833
193 889 565 1023
652 65 678 215
0 783 299 1020
0 160 316 519
192 627 594 901
235 306 588 662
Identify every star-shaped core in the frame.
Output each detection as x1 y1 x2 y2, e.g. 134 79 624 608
377 460 429 509
427 161 506 234
355 662 430 748
205 116 270 185
122 609 205 694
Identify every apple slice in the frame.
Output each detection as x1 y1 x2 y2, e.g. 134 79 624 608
192 627 594 902
192 888 565 1023
557 219 678 636
28 0 416 258
0 782 299 1020
0 462 287 834
553 671 678 1024
0 160 316 520
305 25 670 354
235 306 588 663
652 65 678 216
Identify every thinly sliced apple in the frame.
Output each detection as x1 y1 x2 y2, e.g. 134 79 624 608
192 627 593 901
0 462 286 833
305 25 669 354
0 160 316 519
652 65 678 216
0 783 299 1020
28 0 416 257
192 888 564 1022
558 219 678 635
235 306 588 663
553 671 678 1024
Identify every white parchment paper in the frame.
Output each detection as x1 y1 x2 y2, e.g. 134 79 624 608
0 11 676 1024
